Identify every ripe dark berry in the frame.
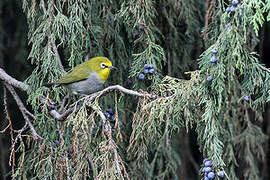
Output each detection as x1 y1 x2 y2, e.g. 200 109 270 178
207 172 215 179
48 104 55 111
204 160 212 167
204 167 212 173
54 140 60 147
230 6 236 12
218 171 225 178
210 56 217 63
204 177 209 180
148 68 154 74
202 167 206 172
211 49 218 54
138 73 145 80
133 30 139 38
243 96 249 102
125 79 133 87
203 158 209 163
232 0 239 6
225 23 231 30
148 64 154 69
105 112 111 119
111 115 115 120
206 76 212 81
119 120 123 127
144 64 150 69
139 24 144 31
107 108 114 115
226 7 231 13
91 41 97 47
143 69 149 74
92 129 96 136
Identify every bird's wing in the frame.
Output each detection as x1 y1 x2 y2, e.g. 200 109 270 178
56 66 91 84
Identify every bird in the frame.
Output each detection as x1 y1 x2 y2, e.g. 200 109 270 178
46 56 116 95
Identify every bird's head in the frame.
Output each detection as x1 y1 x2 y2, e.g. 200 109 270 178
88 57 117 82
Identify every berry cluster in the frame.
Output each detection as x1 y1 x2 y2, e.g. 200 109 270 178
105 108 115 120
226 0 239 13
133 24 145 39
201 158 225 179
138 64 154 80
210 48 218 63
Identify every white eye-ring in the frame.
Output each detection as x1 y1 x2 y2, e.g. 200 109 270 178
100 63 107 69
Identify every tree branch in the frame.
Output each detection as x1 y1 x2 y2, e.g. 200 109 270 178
50 85 156 121
0 67 156 122
0 68 29 91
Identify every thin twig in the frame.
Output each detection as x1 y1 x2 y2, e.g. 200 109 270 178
260 64 270 73
5 83 42 140
40 0 64 70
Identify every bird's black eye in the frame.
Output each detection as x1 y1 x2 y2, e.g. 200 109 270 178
100 63 107 69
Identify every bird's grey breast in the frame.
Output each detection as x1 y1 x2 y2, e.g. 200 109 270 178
67 72 103 94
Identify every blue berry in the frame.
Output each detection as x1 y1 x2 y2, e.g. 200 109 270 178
207 172 215 179
148 64 154 69
204 177 209 180
143 69 149 74
225 23 231 30
148 68 154 74
203 158 209 163
107 108 114 115
54 140 60 147
105 112 111 119
232 0 239 6
125 79 133 87
202 167 206 172
133 30 139 38
144 64 150 69
243 96 249 101
218 171 225 178
204 160 212 167
204 167 212 173
211 49 218 54
206 76 212 81
138 73 145 80
110 115 115 120
230 6 236 12
98 121 103 128
91 41 97 47
119 121 123 127
210 56 217 63
139 24 144 31
226 7 231 13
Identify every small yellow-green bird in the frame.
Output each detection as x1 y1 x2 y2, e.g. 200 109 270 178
48 56 116 94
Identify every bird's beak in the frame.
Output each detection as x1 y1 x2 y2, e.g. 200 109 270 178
108 66 117 70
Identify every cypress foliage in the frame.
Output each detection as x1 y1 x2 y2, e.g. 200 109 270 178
0 0 270 179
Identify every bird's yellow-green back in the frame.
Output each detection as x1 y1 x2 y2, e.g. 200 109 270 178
57 56 113 84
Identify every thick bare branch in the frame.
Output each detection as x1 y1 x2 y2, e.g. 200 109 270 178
0 68 29 91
